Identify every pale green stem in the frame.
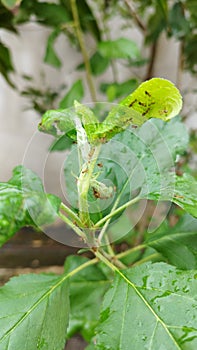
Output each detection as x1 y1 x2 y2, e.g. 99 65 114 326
96 195 141 229
60 202 83 227
70 0 97 102
78 145 101 226
132 253 161 267
116 243 146 259
58 211 86 241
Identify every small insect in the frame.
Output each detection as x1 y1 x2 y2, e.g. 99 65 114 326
145 90 151 97
142 108 150 116
174 194 184 199
97 163 103 167
129 99 137 107
138 101 146 107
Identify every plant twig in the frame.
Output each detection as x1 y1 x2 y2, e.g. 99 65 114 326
132 253 161 267
124 0 146 33
58 211 86 241
78 145 101 226
70 0 97 102
60 202 83 227
116 243 146 259
96 196 140 229
144 41 158 80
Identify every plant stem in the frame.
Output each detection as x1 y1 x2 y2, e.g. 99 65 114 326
116 243 146 259
70 0 97 102
58 211 86 240
78 145 101 226
132 253 161 267
96 196 140 229
60 202 83 227
124 0 146 33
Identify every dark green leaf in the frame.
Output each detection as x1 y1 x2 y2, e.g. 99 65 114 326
59 80 84 108
65 256 111 341
49 134 73 152
96 262 197 349
98 38 140 60
33 2 71 27
146 214 197 269
0 273 69 350
0 165 61 246
0 42 15 87
168 2 190 38
78 52 109 76
44 30 62 68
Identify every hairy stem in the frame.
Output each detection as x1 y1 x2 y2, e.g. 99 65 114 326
70 0 97 102
96 196 140 229
59 211 86 240
78 145 101 227
116 243 146 259
60 202 83 227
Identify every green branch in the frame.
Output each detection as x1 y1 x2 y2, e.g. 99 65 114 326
70 0 97 102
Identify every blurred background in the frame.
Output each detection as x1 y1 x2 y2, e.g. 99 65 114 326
0 0 197 194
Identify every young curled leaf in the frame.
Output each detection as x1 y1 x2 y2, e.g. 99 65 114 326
120 77 183 122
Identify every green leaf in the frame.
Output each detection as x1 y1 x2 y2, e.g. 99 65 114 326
0 165 61 246
98 38 140 60
0 42 15 87
59 80 84 108
0 273 69 350
33 2 71 27
100 79 138 102
1 0 21 10
78 52 109 76
44 30 61 68
65 256 111 341
39 103 98 144
146 214 197 269
120 78 182 122
96 262 197 349
49 134 73 152
38 108 77 139
146 173 197 218
168 2 190 38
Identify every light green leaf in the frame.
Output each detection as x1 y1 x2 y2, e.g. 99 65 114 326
146 214 197 269
0 165 61 246
120 78 182 122
96 262 197 350
1 0 21 10
65 256 111 341
98 38 140 60
0 273 69 350
59 80 84 108
38 108 77 138
44 30 61 68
